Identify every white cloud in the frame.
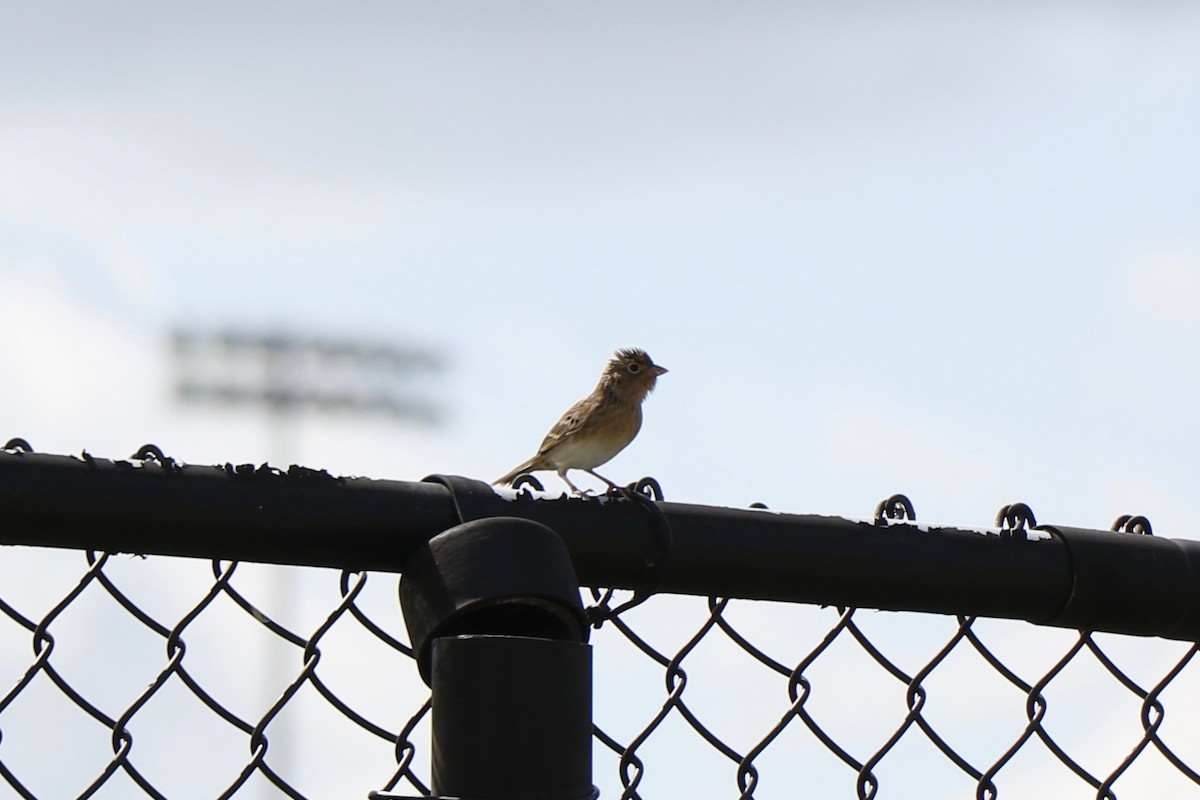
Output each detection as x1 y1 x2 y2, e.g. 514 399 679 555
0 114 415 240
0 267 166 454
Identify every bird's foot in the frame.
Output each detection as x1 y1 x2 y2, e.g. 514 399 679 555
604 483 636 500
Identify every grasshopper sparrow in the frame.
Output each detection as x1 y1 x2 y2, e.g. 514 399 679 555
494 348 667 494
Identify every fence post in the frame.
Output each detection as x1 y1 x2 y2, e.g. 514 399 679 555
397 516 596 800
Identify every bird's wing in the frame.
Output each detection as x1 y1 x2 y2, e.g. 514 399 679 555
536 395 597 454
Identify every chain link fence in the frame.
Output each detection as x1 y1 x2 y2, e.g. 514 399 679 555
1 449 1199 798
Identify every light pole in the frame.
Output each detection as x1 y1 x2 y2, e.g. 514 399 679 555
169 327 445 792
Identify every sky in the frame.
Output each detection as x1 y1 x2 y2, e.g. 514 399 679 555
2 2 1200 798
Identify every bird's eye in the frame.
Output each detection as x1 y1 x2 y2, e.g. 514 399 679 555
627 363 642 373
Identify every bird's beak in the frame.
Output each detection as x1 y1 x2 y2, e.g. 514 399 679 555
652 365 668 376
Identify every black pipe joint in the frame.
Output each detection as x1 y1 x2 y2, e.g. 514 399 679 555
1039 525 1200 640
399 516 590 685
398 516 596 800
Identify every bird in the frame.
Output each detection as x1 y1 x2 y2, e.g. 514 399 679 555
494 348 667 494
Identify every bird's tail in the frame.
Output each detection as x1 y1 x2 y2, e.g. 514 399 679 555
493 457 540 486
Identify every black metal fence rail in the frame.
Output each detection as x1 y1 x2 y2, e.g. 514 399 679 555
2 448 1198 640
2 443 1199 800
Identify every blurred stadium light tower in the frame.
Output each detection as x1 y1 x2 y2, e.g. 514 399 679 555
171 328 445 458
169 327 445 792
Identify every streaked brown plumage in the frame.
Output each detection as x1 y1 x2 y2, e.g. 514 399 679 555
494 348 667 494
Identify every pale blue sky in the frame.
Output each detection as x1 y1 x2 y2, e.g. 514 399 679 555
4 2 1199 524
2 4 1199 796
